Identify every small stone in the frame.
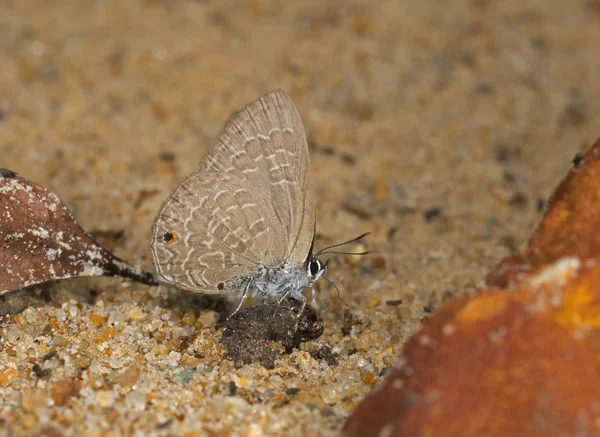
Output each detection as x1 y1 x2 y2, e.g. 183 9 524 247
95 326 116 342
109 354 127 370
342 310 363 336
21 413 39 432
0 168 17 178
166 351 181 366
423 207 442 222
382 355 396 368
181 355 202 368
6 326 21 343
191 330 225 366
88 314 108 327
341 152 358 164
319 371 362 404
52 380 82 406
114 364 141 390
269 393 289 408
152 331 166 343
197 310 220 328
178 368 196 385
159 151 175 162
31 363 51 378
367 299 380 309
361 372 378 386
126 307 145 321
42 350 58 361
144 318 163 332
0 369 19 387
181 308 196 327
21 390 48 413
125 390 147 411
229 381 237 396
356 329 389 352
295 391 323 406
310 345 339 366
95 391 114 408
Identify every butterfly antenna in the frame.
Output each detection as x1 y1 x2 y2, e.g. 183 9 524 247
317 249 371 257
321 276 341 316
314 232 371 257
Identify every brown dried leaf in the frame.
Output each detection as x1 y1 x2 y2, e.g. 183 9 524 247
0 169 156 295
344 291 600 437
345 137 600 437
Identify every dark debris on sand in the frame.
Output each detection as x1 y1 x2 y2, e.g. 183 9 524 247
220 300 324 369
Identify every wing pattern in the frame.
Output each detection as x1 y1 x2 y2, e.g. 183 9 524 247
152 172 285 293
151 90 315 293
199 89 315 261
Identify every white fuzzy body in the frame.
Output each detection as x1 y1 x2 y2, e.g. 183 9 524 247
245 261 314 300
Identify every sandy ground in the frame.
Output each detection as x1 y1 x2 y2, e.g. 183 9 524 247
1 0 599 436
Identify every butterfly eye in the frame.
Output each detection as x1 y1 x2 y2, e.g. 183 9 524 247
309 259 321 276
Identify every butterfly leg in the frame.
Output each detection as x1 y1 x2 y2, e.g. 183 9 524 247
310 286 318 311
290 292 307 332
277 289 292 305
229 280 251 318
297 292 307 318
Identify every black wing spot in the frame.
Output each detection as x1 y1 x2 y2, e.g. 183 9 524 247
162 231 176 244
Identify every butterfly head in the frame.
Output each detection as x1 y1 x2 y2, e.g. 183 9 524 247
307 257 328 285
305 232 372 286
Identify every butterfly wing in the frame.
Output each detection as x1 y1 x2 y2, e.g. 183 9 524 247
151 172 286 293
199 89 315 264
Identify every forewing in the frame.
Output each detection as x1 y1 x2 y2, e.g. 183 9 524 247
199 89 315 263
151 172 286 293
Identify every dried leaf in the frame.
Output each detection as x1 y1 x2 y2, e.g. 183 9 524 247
0 169 156 295
345 138 600 437
344 290 600 437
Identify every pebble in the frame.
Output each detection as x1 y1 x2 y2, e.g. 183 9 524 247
190 330 225 366
356 329 389 352
6 326 21 343
95 391 114 408
51 380 82 406
125 390 147 411
113 364 141 390
319 371 364 405
198 310 220 328
21 391 48 413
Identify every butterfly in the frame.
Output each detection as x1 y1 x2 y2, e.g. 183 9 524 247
151 89 368 315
